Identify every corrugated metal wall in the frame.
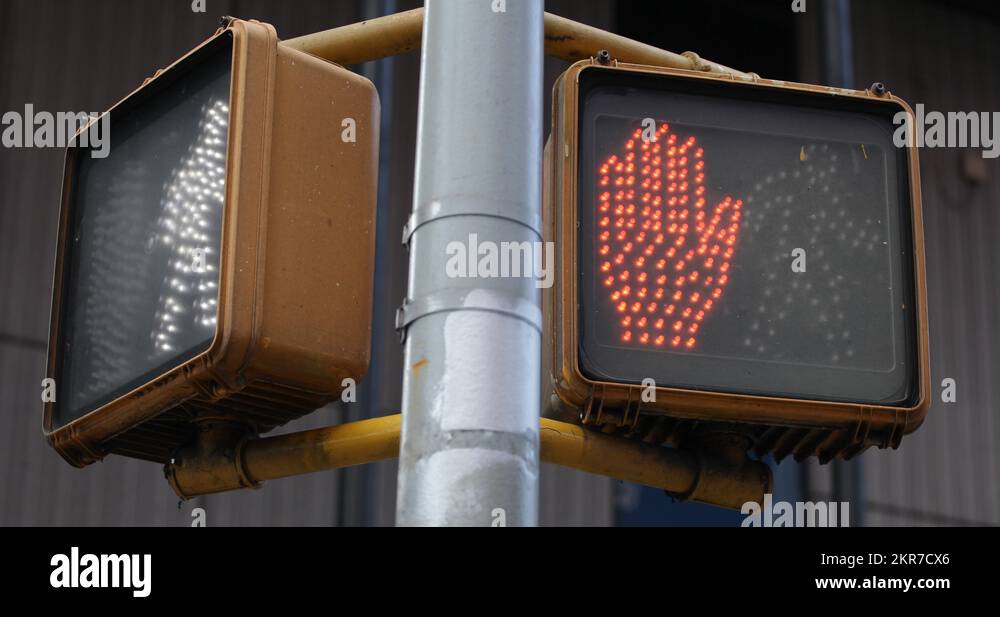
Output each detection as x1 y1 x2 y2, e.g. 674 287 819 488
0 0 374 526
9 0 990 528
807 0 1000 526
0 0 615 526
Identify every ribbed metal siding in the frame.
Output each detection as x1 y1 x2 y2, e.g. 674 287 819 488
0 0 366 526
0 0 617 526
846 0 1000 526
7 0 995 528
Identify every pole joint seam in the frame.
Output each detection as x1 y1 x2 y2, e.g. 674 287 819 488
401 428 539 467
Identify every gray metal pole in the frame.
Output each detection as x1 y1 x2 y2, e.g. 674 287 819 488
395 0 543 526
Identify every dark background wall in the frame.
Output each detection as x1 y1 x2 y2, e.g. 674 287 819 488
840 0 1000 526
0 0 617 526
1 0 997 526
0 0 375 526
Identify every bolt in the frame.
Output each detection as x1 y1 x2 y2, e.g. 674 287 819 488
596 49 612 65
870 82 887 96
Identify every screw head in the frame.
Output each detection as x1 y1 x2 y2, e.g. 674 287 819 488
870 82 887 96
596 49 612 65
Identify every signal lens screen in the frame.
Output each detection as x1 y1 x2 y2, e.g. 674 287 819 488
577 70 919 405
54 34 233 428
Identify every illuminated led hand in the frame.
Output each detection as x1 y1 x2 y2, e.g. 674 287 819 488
596 123 743 350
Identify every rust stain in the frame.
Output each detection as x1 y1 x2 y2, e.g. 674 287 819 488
412 358 429 376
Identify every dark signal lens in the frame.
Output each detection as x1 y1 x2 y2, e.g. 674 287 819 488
55 34 233 428
577 70 918 406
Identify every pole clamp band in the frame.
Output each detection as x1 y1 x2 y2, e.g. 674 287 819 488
402 198 542 246
395 288 542 343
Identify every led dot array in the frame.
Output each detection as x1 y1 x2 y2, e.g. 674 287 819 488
150 100 229 356
597 123 743 350
738 142 888 364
